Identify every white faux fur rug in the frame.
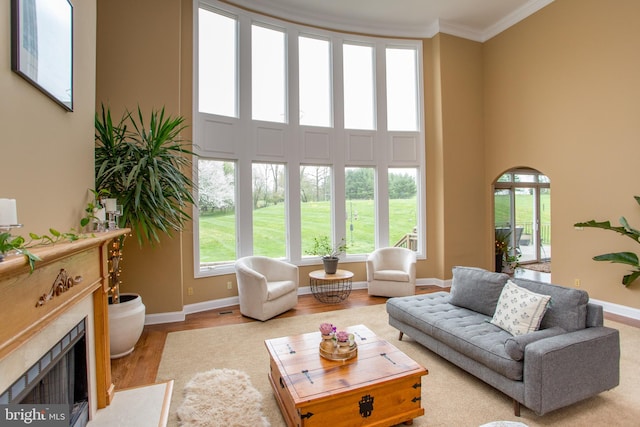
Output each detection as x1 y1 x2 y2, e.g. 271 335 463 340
177 368 270 427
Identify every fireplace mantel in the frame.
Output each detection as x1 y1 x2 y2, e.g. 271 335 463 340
0 229 129 410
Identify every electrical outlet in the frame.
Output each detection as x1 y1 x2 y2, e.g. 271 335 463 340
187 287 193 296
227 281 233 290
574 279 580 287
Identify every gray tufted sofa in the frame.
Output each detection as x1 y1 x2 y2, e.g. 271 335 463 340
386 266 620 416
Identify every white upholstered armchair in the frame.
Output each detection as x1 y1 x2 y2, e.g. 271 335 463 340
366 247 417 297
234 256 299 321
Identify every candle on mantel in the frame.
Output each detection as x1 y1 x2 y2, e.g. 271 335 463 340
104 198 117 212
95 207 106 222
0 198 18 225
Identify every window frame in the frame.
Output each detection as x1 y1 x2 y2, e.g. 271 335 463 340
193 0 426 277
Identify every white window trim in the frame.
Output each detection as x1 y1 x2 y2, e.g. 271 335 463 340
193 0 426 277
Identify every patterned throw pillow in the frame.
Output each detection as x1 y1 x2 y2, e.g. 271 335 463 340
491 280 551 336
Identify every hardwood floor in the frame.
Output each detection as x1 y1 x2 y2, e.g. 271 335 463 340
110 285 639 390
110 286 442 390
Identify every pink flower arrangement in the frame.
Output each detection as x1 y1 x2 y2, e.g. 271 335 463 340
336 331 350 342
319 323 336 335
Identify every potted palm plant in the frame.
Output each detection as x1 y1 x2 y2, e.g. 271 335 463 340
306 236 348 274
95 104 195 357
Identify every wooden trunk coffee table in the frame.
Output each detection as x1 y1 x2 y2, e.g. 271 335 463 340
265 324 427 426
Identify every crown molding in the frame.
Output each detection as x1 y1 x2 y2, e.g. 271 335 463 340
480 0 555 42
219 0 555 42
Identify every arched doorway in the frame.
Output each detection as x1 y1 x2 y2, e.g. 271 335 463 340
494 168 551 273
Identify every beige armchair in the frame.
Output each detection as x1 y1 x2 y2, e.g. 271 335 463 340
234 256 299 321
366 247 417 297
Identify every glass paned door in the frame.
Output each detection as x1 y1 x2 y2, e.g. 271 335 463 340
540 187 551 261
494 169 551 269
494 188 513 272
515 187 537 263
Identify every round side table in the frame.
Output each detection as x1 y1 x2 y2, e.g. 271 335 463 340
309 269 353 303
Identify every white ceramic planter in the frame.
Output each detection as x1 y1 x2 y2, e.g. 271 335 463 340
108 293 146 359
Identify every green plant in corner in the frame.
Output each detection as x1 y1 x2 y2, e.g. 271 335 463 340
95 104 196 247
574 195 640 287
95 104 196 358
95 104 196 307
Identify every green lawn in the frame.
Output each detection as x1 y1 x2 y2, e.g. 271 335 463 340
494 193 551 243
200 194 550 261
200 198 417 261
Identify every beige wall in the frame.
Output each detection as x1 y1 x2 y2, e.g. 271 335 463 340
484 0 640 308
94 0 640 314
437 34 487 275
1 1 96 235
96 0 186 313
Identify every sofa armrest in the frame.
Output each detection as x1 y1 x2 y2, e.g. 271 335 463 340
235 264 269 300
366 257 375 282
586 302 604 327
523 326 620 415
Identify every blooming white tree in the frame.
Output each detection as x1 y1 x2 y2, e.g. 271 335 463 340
198 160 235 213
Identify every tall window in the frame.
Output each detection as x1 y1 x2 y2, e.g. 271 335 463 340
299 36 332 127
343 44 375 130
386 48 418 131
198 8 237 117
345 167 375 254
300 165 332 255
252 24 286 123
195 1 424 275
388 168 418 249
252 163 287 257
198 160 237 266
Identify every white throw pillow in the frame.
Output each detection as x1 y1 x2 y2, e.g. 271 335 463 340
491 280 551 336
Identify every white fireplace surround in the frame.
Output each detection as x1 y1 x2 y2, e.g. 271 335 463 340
0 293 98 418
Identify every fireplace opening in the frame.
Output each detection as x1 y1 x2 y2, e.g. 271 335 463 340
0 319 89 427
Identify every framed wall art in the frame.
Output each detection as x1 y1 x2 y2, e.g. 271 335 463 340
11 0 73 111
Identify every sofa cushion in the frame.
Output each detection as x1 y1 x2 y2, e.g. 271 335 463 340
374 269 410 282
491 280 551 336
512 278 589 331
504 326 566 360
449 266 509 316
266 280 297 300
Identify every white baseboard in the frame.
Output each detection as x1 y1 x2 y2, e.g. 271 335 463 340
144 279 638 325
145 281 369 325
144 310 186 325
590 297 640 321
417 277 450 288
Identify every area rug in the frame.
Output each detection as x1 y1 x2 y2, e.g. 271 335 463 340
157 304 640 427
176 368 269 427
